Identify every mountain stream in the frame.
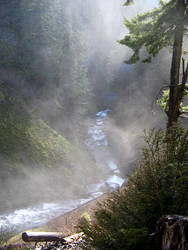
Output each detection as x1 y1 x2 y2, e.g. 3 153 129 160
0 110 124 233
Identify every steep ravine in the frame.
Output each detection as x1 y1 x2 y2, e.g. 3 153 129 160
0 110 124 233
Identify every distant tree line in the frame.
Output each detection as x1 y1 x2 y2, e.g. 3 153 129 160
0 0 96 119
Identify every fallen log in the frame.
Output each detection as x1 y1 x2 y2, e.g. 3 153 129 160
22 232 65 242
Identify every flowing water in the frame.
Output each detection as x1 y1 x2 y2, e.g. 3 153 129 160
85 109 124 194
0 110 124 233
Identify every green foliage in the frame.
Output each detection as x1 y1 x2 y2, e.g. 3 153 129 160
157 84 188 113
0 228 15 246
80 212 91 225
0 91 5 101
0 86 98 184
123 0 134 6
157 89 170 112
79 127 188 249
0 85 102 211
0 0 93 116
0 91 68 166
119 0 187 63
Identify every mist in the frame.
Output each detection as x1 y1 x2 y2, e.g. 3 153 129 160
0 0 176 229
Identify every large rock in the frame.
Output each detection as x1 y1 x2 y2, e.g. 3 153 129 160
155 215 188 250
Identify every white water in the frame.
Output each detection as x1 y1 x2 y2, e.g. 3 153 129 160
0 198 92 232
86 109 124 194
0 110 124 233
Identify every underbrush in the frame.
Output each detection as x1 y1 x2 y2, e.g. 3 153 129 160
78 126 188 250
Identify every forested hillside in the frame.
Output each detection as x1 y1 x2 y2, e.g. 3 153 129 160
0 0 106 211
0 0 129 211
0 0 183 210
0 3 187 248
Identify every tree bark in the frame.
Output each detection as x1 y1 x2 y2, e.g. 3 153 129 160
167 0 187 129
155 215 188 250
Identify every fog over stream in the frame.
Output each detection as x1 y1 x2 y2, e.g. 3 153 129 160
0 110 124 232
0 0 172 234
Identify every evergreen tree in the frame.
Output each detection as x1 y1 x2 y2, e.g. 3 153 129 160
119 0 188 129
79 127 188 249
0 0 92 116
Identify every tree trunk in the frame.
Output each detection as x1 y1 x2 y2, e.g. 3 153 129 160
167 0 186 129
155 215 188 250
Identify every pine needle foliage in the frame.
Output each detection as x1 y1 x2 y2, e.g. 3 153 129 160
157 83 188 113
119 0 187 64
79 126 188 250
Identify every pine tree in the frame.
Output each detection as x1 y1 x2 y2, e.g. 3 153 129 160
119 0 188 129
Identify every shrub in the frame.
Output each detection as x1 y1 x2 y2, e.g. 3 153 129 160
0 228 16 247
78 126 188 249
